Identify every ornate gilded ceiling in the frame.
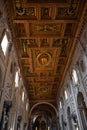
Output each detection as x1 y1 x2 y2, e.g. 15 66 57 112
9 0 86 106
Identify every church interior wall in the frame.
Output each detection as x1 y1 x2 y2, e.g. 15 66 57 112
0 5 29 129
0 1 87 130
58 6 87 130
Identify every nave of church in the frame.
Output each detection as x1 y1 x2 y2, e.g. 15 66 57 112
0 0 87 130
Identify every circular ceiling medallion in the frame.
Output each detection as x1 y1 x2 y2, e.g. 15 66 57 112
37 53 51 66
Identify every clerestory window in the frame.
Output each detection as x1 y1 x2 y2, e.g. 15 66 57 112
1 33 8 55
15 71 19 87
72 69 78 84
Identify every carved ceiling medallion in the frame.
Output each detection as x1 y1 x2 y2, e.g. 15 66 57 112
37 53 51 66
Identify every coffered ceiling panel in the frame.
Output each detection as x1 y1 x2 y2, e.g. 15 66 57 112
8 0 86 107
29 23 63 36
31 48 60 71
26 0 67 3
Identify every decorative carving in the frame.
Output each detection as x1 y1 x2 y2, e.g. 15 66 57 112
79 59 86 73
15 23 26 37
24 67 32 76
58 58 66 65
28 39 37 46
71 113 78 124
41 8 51 20
64 23 73 36
30 23 62 36
35 85 49 96
56 65 62 74
18 115 22 122
56 6 77 19
4 101 12 109
52 39 61 47
37 53 51 66
60 39 68 56
35 24 56 31
21 39 29 57
32 48 59 70
22 39 37 47
40 39 49 47
40 72 47 78
17 115 22 130
83 76 87 92
52 83 57 89
63 121 67 126
15 1 37 19
83 30 87 42
78 9 87 38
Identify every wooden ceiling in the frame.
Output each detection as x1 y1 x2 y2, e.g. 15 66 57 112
10 0 86 106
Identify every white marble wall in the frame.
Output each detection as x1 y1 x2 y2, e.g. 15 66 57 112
0 3 29 130
58 5 87 130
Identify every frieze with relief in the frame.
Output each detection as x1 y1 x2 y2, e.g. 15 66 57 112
40 39 49 47
56 6 77 19
41 7 51 20
35 85 50 96
15 23 26 37
21 39 29 57
15 1 37 19
30 23 63 36
52 39 62 47
20 39 38 57
21 39 37 47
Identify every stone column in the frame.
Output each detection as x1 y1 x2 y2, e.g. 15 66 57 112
69 77 83 130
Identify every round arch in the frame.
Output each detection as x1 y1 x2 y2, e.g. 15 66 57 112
29 102 58 118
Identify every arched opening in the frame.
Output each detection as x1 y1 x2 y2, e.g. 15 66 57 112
29 103 58 130
77 92 87 130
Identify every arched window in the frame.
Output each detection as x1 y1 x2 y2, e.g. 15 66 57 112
64 90 68 100
1 33 8 55
72 69 78 84
22 91 24 102
26 102 29 111
59 97 63 109
59 101 62 109
15 71 19 87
